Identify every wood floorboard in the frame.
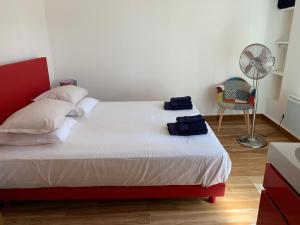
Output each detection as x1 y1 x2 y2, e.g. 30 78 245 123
1 118 294 225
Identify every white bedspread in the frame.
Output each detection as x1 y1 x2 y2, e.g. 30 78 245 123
0 101 231 189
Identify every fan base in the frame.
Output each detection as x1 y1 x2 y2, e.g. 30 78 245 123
237 134 267 149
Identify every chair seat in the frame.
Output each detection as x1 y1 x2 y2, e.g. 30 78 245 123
218 101 253 110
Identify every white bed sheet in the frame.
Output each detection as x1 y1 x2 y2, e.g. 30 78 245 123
0 101 231 189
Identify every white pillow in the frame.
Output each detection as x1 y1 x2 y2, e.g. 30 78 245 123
0 118 77 146
0 99 73 134
34 85 88 105
68 97 99 117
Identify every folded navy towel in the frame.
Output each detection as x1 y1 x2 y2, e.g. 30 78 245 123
176 115 205 124
167 122 208 136
177 122 206 132
170 96 191 102
164 102 193 110
170 100 192 107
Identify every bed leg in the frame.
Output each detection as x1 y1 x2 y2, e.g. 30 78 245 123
208 196 216 204
2 201 12 208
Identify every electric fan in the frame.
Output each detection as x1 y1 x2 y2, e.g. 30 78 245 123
237 44 275 148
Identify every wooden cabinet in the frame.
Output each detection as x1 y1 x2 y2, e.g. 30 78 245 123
257 164 300 225
257 191 287 225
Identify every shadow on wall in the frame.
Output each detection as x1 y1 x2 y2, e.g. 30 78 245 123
0 56 36 66
58 76 176 102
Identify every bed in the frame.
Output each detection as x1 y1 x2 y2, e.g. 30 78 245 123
0 58 231 203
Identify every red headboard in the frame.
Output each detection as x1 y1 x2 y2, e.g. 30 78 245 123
0 57 51 124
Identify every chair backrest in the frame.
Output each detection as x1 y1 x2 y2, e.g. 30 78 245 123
222 77 252 102
223 77 251 92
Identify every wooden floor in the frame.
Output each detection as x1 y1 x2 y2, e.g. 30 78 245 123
1 118 293 225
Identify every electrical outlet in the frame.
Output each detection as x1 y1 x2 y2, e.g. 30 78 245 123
280 114 285 126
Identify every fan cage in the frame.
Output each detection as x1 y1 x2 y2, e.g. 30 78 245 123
239 43 274 80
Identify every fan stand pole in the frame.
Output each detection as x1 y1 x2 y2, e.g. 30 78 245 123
237 71 267 149
250 77 259 139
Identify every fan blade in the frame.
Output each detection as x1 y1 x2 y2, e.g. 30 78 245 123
258 48 267 62
264 63 274 74
245 64 253 74
255 63 267 74
243 50 255 60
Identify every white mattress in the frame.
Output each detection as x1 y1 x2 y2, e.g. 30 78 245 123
0 101 231 189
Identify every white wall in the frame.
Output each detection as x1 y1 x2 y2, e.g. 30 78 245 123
261 4 295 122
280 2 300 110
264 1 300 124
45 0 282 115
0 0 54 81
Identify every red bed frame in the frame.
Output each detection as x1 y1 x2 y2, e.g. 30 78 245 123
0 58 225 204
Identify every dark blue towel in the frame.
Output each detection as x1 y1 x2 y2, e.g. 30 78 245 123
164 102 193 110
176 115 205 124
170 100 192 107
177 122 206 132
170 96 191 102
167 122 208 136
